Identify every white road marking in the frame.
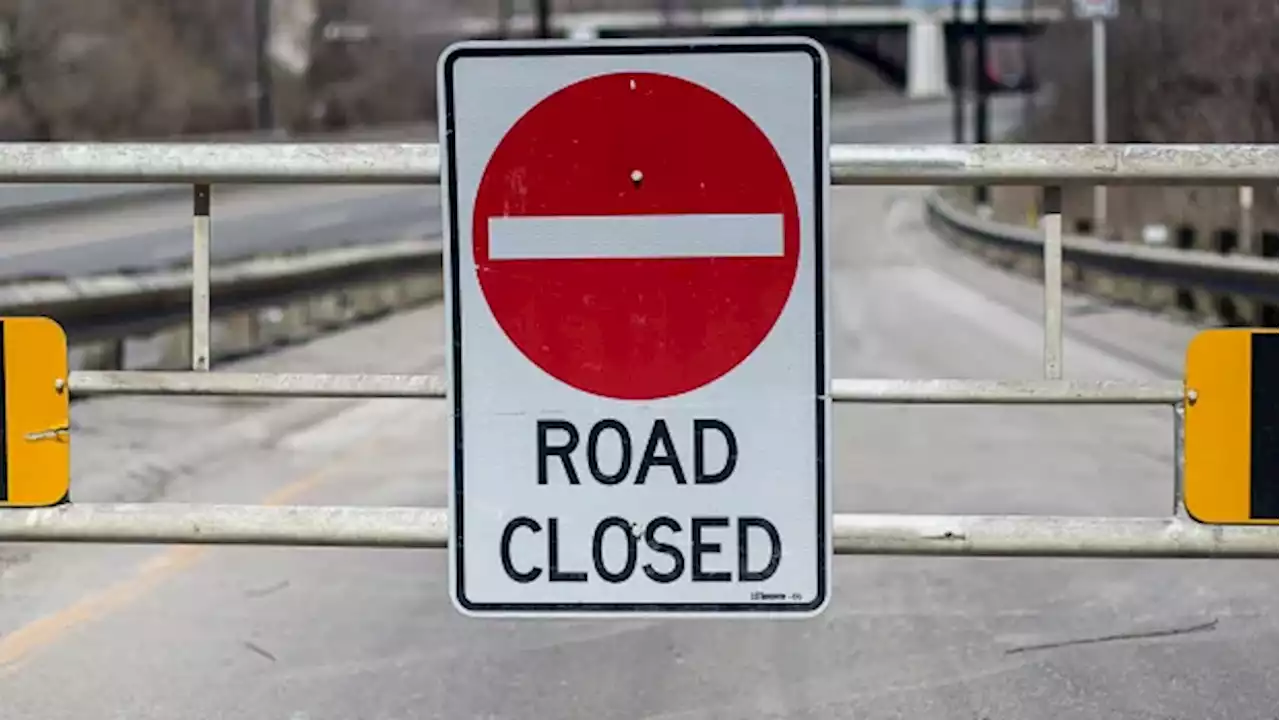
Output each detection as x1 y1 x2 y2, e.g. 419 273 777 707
487 213 784 260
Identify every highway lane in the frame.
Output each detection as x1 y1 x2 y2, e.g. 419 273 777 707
0 96 1009 282
0 185 437 281
3 95 1275 719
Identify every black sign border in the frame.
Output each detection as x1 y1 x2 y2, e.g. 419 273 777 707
442 39 830 615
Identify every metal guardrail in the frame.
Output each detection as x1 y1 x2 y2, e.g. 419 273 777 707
925 190 1280 301
0 144 1273 340
0 142 1276 559
1 504 1270 558
0 124 434 225
1 142 1272 185
0 239 438 342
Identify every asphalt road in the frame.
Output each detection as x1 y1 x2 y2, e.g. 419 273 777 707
0 185 436 281
1 96 1274 719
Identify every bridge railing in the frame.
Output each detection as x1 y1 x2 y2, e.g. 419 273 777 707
0 141 1275 560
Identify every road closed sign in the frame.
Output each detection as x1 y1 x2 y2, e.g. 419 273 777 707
438 38 831 617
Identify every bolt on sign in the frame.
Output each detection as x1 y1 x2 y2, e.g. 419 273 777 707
438 37 832 617
0 317 70 508
1183 328 1277 526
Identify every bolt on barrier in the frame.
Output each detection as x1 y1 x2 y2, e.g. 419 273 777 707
0 141 1275 559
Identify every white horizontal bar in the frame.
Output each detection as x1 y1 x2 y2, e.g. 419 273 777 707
0 504 1272 558
488 213 783 260
0 144 1273 185
70 371 1177 399
70 371 447 398
69 372 1185 405
831 378 1184 404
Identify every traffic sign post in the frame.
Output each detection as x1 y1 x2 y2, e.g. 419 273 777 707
1183 328 1277 526
439 38 831 617
0 317 70 508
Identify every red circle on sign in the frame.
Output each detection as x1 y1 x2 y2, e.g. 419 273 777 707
473 71 800 400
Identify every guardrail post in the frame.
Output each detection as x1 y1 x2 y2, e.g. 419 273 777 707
1238 185 1254 255
1041 185 1063 379
192 184 212 371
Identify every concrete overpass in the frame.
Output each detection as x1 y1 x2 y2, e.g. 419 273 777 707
442 1 1066 99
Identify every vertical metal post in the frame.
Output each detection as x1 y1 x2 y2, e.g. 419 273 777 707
192 185 212 372
1041 186 1063 379
253 0 274 131
1238 185 1255 255
950 0 965 144
1091 16 1107 238
1173 401 1188 518
535 0 552 39
1020 0 1033 130
497 0 511 39
973 0 990 208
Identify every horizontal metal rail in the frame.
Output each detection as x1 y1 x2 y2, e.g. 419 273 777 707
0 123 436 225
0 143 1274 186
471 1 1067 37
827 144 1277 185
70 370 449 399
569 0 1063 9
68 371 1185 404
0 504 1271 558
832 378 1184 404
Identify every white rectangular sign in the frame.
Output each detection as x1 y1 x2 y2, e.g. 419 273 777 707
438 37 831 617
1073 0 1118 19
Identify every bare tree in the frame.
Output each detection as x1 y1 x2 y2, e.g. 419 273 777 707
1027 0 1275 144
0 0 256 139
1021 0 1277 239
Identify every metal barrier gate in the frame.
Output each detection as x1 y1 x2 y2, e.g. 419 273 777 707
0 141 1276 558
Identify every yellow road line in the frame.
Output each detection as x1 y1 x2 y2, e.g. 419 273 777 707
0 438 382 669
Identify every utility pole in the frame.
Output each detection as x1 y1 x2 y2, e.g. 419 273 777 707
950 0 964 144
535 0 552 39
253 0 274 131
973 0 989 208
1072 0 1116 237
